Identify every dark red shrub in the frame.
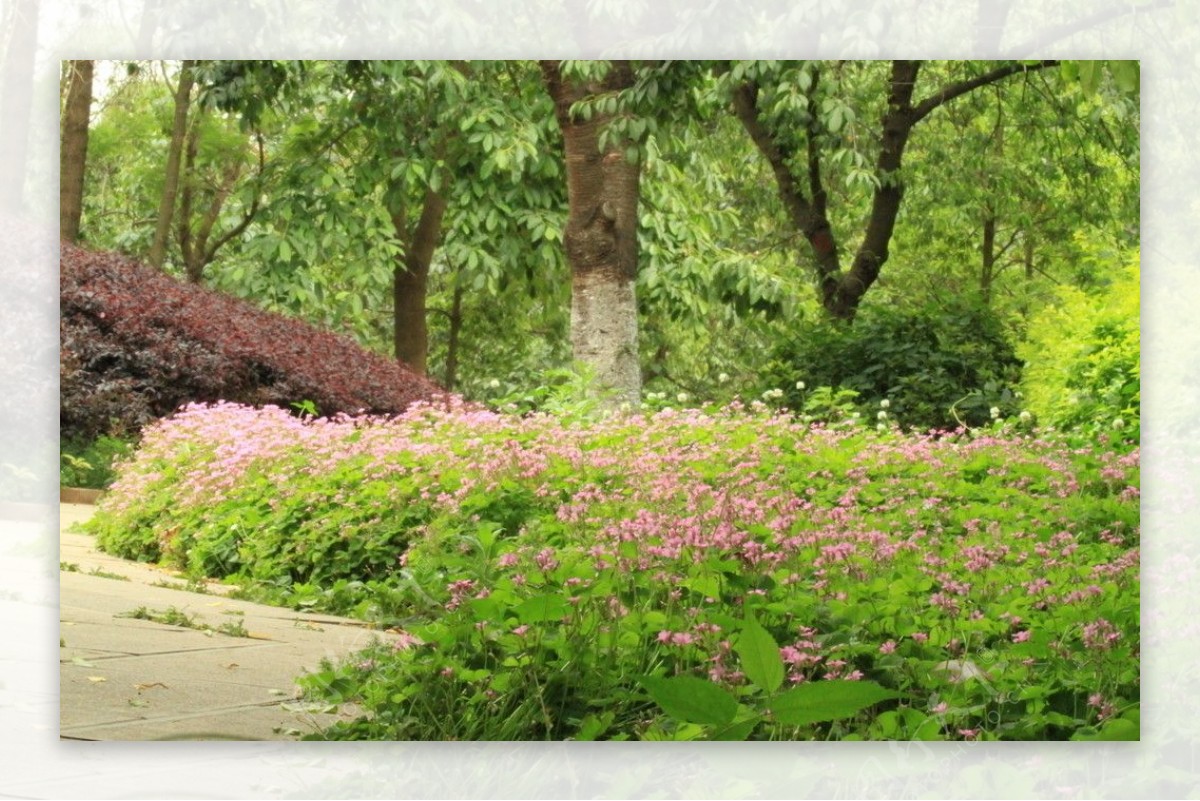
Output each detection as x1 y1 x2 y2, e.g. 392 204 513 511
61 242 449 441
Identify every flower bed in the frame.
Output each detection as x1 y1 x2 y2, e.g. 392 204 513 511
86 400 1140 740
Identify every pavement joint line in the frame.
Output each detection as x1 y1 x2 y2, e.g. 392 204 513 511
61 642 284 661
60 699 308 735
59 502 405 740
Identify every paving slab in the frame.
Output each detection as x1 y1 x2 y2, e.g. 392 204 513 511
59 503 401 741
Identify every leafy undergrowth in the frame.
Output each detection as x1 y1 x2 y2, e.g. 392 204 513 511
85 400 1140 741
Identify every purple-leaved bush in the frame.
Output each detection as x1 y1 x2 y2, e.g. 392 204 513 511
60 242 448 441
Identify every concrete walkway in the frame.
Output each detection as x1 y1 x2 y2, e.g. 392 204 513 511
59 503 401 740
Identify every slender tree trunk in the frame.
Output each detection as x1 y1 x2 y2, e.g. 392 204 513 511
444 276 464 390
540 60 642 408
389 189 447 375
59 60 93 243
148 59 196 269
980 212 996 304
828 60 921 320
1020 234 1035 318
177 124 264 283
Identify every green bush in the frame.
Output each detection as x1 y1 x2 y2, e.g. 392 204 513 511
761 300 1023 431
1019 253 1139 445
60 435 135 489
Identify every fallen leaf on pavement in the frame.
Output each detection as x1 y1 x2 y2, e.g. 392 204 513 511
87 676 106 683
134 682 169 690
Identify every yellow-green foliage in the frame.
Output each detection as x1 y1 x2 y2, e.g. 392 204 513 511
1020 245 1139 440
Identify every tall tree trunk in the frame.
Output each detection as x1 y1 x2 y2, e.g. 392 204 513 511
148 60 196 269
980 212 996 304
1020 234 1035 318
828 60 921 320
443 276 464 390
0 0 37 215
389 189 447 375
59 60 93 243
540 60 642 408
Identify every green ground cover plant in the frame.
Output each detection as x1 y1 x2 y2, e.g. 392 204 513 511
85 399 1139 741
60 434 134 489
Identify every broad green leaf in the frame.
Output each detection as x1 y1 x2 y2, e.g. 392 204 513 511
1079 60 1100 95
711 716 760 741
768 680 901 727
512 594 571 623
1071 718 1139 741
1110 61 1139 94
735 617 784 693
638 675 738 726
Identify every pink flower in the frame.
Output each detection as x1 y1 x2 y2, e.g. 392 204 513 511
958 728 980 740
879 640 897 654
1081 618 1122 650
392 631 423 651
1012 630 1032 643
534 547 559 572
512 625 530 636
911 632 929 643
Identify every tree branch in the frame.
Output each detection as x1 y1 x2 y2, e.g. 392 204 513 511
205 133 266 260
728 80 814 237
911 60 1059 125
805 65 828 222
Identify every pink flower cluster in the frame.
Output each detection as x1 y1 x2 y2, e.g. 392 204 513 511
94 399 1140 699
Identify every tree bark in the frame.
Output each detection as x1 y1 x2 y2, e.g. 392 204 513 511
59 60 93 243
540 60 642 408
829 60 921 320
980 212 996 304
148 60 196 269
443 276 464 390
390 189 447 375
